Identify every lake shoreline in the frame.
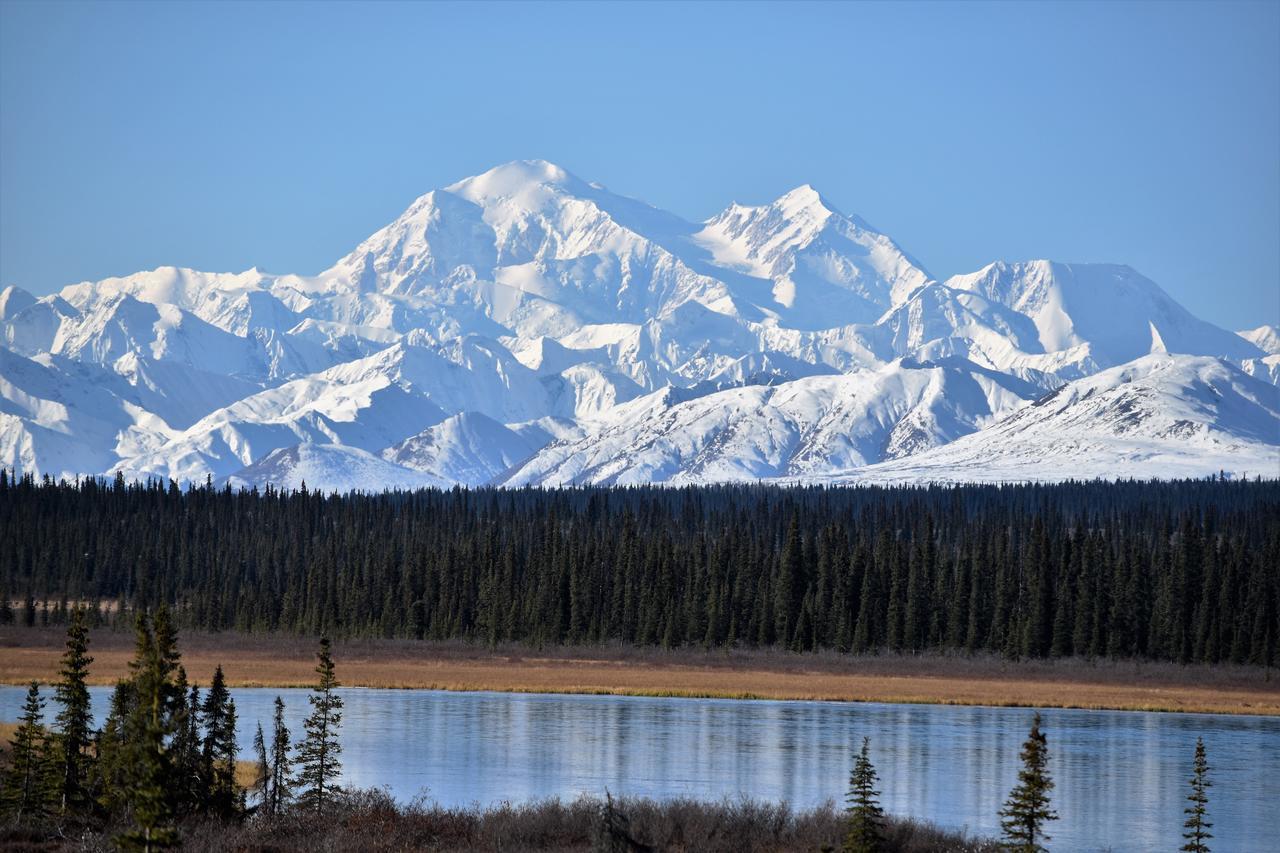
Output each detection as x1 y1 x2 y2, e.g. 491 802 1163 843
3 626 1277 716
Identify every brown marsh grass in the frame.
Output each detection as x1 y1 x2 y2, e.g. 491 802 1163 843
2 626 1276 715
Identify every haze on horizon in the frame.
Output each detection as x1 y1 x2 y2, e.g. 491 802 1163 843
1 0 1277 330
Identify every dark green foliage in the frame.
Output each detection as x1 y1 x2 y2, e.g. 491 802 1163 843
1181 737 1212 853
843 737 886 853
1 476 1276 666
294 637 343 814
51 608 93 815
267 696 293 816
200 665 241 817
95 678 137 817
113 609 184 851
1 682 50 820
3 606 272 843
998 713 1057 853
252 722 270 812
169 672 203 816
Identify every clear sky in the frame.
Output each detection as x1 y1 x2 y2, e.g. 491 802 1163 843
1 0 1277 329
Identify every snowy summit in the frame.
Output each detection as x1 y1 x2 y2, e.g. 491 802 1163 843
1 160 1277 490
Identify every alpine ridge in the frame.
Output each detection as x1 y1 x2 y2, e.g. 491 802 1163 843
2 160 1276 489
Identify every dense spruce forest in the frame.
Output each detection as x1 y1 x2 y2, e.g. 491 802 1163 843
1 473 1277 666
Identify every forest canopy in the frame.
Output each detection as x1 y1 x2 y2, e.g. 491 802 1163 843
2 473 1276 667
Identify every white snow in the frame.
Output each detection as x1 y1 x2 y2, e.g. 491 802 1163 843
1 160 1275 489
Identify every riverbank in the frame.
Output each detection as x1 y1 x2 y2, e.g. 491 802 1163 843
2 627 1276 715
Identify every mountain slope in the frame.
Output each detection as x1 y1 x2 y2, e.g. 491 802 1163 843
1 159 1275 487
840 355 1280 484
501 359 1042 486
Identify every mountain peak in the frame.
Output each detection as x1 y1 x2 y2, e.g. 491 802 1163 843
446 159 585 202
6 159 1275 489
1239 324 1280 355
0 285 36 320
773 184 838 217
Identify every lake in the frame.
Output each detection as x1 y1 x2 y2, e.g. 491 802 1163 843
2 685 1276 851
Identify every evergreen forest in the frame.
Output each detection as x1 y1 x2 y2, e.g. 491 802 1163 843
1 473 1276 666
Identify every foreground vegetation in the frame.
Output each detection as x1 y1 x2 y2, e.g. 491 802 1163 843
3 614 1223 851
3 789 999 853
3 476 1277 668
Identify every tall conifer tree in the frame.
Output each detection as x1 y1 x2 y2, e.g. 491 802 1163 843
169 674 203 816
52 607 93 814
268 696 293 816
294 637 343 813
115 610 183 852
200 665 240 816
252 722 270 811
1181 737 1212 853
0 682 49 820
999 712 1058 853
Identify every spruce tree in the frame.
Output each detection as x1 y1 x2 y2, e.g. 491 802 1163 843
169 674 203 816
1182 737 1212 853
294 637 343 813
999 712 1058 853
200 665 240 817
52 607 94 815
1 682 49 820
95 679 137 817
268 696 293 816
114 610 183 852
252 722 270 811
842 737 885 853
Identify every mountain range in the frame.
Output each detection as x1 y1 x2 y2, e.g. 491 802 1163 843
2 159 1277 489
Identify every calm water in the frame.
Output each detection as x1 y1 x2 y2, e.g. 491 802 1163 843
2 686 1277 852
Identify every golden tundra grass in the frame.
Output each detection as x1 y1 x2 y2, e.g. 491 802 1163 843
2 627 1277 716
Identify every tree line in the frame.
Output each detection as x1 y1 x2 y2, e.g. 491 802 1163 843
2 473 1277 666
0 608 342 849
3 613 1221 852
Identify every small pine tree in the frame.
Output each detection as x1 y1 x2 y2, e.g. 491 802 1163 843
1182 737 1212 853
252 722 270 811
52 607 94 815
999 712 1058 853
843 737 886 853
200 665 240 817
294 637 343 814
1 682 50 820
267 696 292 816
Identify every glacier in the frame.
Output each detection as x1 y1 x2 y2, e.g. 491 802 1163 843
2 159 1276 489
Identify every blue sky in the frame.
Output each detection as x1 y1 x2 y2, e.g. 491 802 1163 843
1 0 1277 329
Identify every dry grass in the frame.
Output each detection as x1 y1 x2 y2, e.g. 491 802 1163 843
2 626 1277 716
2 789 998 853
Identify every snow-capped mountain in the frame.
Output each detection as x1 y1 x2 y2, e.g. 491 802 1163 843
837 355 1280 484
2 160 1276 489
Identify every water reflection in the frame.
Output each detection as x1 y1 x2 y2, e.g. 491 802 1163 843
1 686 1275 851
